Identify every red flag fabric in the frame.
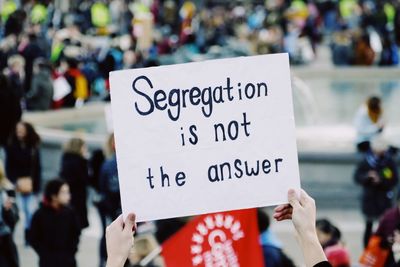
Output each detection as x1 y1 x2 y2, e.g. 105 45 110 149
162 209 264 267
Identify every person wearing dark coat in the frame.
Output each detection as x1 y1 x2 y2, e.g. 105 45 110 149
4 10 26 37
374 204 400 267
354 138 399 248
26 59 54 111
20 33 45 94
5 121 41 245
29 179 81 267
60 137 89 229
98 134 121 267
376 205 400 242
0 160 19 267
0 74 21 147
5 54 25 105
4 122 41 191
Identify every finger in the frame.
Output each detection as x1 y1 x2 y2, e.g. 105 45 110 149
273 206 289 215
288 189 301 209
299 189 309 206
273 206 293 215
275 214 292 221
123 213 137 233
273 207 293 219
112 214 124 230
274 204 290 212
300 189 315 208
273 211 292 220
281 214 293 220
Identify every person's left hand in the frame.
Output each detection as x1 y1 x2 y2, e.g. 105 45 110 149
106 213 137 267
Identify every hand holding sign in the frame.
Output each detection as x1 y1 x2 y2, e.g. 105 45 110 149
110 53 300 222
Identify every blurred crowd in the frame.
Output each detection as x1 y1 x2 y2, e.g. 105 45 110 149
1 1 400 267
1 0 400 113
0 122 122 267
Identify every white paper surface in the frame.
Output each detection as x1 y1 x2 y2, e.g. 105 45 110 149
53 76 72 101
110 53 300 222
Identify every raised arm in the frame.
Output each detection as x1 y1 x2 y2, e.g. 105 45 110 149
274 189 330 267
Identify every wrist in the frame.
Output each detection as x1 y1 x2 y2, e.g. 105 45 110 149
297 228 319 245
297 230 327 267
106 256 126 267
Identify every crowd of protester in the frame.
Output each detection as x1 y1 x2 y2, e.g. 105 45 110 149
1 0 400 113
352 95 400 267
0 121 123 267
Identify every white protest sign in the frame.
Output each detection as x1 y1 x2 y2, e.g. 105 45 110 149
110 53 300 222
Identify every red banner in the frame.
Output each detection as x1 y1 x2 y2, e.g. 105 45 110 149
162 209 264 267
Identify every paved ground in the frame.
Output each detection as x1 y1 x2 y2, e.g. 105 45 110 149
15 201 367 267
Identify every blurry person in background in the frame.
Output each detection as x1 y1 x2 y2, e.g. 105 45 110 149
5 121 41 246
98 133 121 267
0 35 19 71
258 209 296 267
20 33 46 94
3 9 27 37
26 58 54 111
60 137 89 229
354 137 399 248
390 224 400 267
29 179 81 267
99 134 121 219
376 201 400 244
129 235 161 267
5 54 25 105
375 199 400 267
0 74 22 149
63 57 89 108
88 146 106 264
379 36 399 66
354 32 375 65
396 3 400 46
316 219 351 267
316 219 341 249
0 160 19 267
0 160 18 235
330 29 352 66
354 96 385 154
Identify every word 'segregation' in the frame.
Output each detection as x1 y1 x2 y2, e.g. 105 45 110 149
132 76 268 121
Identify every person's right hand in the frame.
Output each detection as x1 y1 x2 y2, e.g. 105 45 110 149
274 189 327 267
273 189 317 239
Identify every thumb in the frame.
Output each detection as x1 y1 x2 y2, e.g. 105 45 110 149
288 189 301 209
123 213 137 233
299 189 310 206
